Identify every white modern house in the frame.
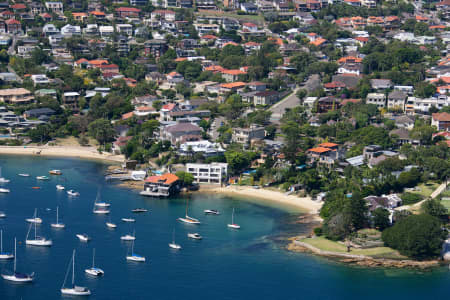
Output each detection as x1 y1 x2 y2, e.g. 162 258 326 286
179 140 225 157
186 163 228 184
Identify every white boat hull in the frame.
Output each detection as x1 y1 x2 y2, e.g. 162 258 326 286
120 236 136 241
26 239 52 246
61 288 91 296
76 235 90 242
93 210 110 214
51 223 65 229
121 218 135 222
0 179 10 183
95 203 110 207
18 174 30 177
25 218 42 224
85 268 104 276
228 224 241 229
126 255 145 262
56 185 65 190
0 188 10 193
106 222 117 228
204 210 220 215
0 253 14 259
178 217 201 224
169 243 182 249
187 233 202 240
2 273 33 282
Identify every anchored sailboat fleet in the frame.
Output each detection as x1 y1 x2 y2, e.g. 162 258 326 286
61 250 91 296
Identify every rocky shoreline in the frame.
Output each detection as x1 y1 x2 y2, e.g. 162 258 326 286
287 239 440 269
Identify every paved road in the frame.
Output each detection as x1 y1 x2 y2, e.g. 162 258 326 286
209 116 225 140
269 88 300 123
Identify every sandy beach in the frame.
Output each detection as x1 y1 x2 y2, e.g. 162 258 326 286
0 145 125 163
198 185 323 215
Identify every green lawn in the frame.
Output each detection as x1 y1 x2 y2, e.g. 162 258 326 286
300 237 404 259
441 199 450 210
196 11 264 24
409 182 440 198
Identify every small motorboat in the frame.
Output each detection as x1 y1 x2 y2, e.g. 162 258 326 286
0 211 5 218
49 170 62 175
106 222 117 228
32 187 40 189
18 173 30 177
76 234 90 242
36 176 49 180
67 190 80 197
56 185 65 190
85 249 104 277
204 209 220 215
131 208 148 213
121 218 135 223
0 188 9 193
187 233 202 240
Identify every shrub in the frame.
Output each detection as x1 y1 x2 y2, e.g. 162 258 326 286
313 227 323 236
382 214 446 259
401 192 423 205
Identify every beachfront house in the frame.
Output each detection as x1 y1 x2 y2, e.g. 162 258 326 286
140 173 180 197
186 163 228 184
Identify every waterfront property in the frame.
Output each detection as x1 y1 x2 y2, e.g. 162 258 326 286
140 173 180 197
186 163 228 184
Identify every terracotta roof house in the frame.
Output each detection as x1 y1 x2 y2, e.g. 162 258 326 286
115 7 141 18
142 173 180 197
432 112 450 131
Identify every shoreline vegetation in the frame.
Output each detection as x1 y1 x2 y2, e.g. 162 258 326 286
287 236 441 269
0 145 125 163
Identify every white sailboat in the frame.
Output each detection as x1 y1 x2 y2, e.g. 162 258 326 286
85 248 104 277
204 209 220 215
0 211 5 218
178 198 201 224
25 208 42 224
67 190 80 196
0 188 10 193
121 230 136 241
126 240 145 262
76 234 90 242
61 250 91 296
1 238 34 282
93 190 110 214
26 219 52 246
121 218 135 222
0 230 14 259
56 184 65 190
51 206 65 229
227 208 241 229
169 229 182 250
106 216 117 228
0 167 10 183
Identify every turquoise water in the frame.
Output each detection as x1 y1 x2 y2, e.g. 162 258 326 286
0 155 448 300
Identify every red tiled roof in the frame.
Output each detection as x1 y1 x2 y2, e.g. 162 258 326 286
10 4 26 9
201 34 217 39
318 142 338 148
243 22 257 27
90 11 106 16
115 7 141 12
5 19 20 25
310 38 327 46
222 69 246 75
122 112 134 120
432 112 450 122
162 103 176 111
308 147 332 153
145 173 179 185
220 82 246 89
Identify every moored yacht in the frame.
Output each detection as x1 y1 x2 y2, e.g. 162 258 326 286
85 248 104 277
121 218 135 223
131 208 148 213
187 233 202 240
25 208 42 224
25 220 52 247
49 170 62 175
0 167 10 183
0 211 5 218
169 229 182 250
67 190 80 196
178 198 200 224
126 241 145 262
18 173 30 177
76 234 90 242
0 230 13 259
56 184 65 190
36 175 49 180
51 206 65 229
0 188 10 193
227 208 240 229
121 230 136 241
1 238 34 283
61 250 91 296
204 209 220 215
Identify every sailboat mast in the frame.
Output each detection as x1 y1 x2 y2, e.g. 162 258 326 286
56 206 59 224
232 208 234 224
1 230 3 252
34 218 37 239
72 250 75 286
92 248 95 268
13 238 16 273
185 198 188 217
